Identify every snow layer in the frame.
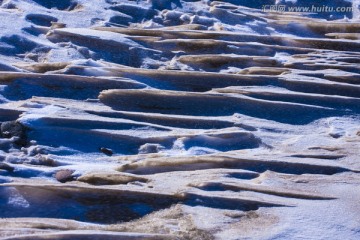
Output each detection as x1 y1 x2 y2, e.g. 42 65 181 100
0 0 360 239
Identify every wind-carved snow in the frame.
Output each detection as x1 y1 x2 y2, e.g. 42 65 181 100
0 0 359 239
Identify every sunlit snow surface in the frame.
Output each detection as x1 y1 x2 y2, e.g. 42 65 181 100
0 0 360 239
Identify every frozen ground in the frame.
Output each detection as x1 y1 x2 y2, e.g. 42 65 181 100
0 0 360 239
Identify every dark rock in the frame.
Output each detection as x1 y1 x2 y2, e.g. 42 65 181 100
0 121 28 146
100 147 113 156
0 163 14 172
55 169 75 183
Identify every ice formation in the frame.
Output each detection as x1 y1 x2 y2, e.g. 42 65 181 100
0 0 359 239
